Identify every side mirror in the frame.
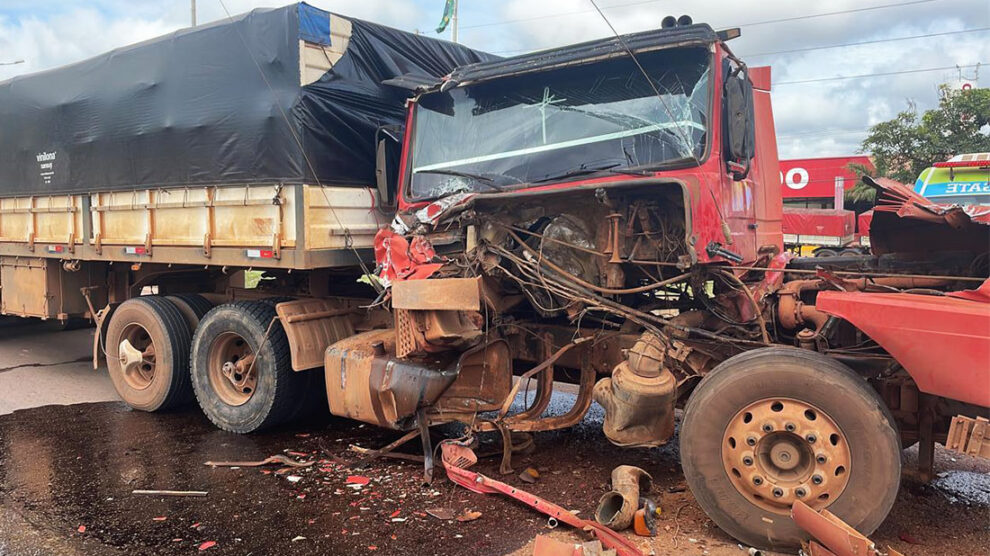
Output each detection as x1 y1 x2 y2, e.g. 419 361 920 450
375 124 403 207
723 66 756 180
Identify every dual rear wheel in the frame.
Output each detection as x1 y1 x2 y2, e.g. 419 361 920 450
106 296 312 433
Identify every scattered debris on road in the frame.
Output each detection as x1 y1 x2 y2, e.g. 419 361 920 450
131 490 208 497
204 454 314 468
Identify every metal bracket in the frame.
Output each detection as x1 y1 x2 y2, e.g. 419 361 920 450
203 232 212 258
272 233 281 260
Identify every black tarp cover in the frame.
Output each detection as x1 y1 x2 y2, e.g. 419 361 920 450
0 3 495 196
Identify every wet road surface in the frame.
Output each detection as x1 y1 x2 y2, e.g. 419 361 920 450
0 396 988 556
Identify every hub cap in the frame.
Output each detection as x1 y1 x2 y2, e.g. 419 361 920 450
722 397 850 513
207 332 257 406
119 324 157 390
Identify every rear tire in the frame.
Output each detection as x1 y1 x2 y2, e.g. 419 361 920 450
190 301 300 433
680 347 900 551
106 296 193 411
165 294 214 331
814 248 838 257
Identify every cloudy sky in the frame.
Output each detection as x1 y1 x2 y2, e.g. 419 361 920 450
1 0 987 158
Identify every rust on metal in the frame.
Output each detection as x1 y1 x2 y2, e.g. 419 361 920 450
594 465 653 531
324 329 458 429
275 298 365 371
391 277 482 311
208 331 258 406
593 333 677 448
946 415 990 459
723 398 850 514
791 500 906 556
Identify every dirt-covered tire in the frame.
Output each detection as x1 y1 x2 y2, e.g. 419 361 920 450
813 248 838 257
165 294 214 331
190 301 301 433
105 296 194 411
680 347 900 551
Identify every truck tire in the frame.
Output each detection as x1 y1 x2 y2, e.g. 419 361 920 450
106 296 194 411
814 248 838 257
165 294 214 331
255 296 325 422
680 347 900 551
190 301 300 433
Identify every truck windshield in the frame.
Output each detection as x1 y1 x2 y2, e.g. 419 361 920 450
408 47 711 201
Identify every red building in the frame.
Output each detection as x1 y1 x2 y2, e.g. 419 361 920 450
779 155 873 209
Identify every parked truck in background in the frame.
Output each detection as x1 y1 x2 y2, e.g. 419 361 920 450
0 5 987 553
915 153 990 206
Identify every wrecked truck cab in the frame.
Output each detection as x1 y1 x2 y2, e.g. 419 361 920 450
394 23 782 267
331 20 988 553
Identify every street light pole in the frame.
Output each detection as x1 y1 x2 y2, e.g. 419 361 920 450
191 0 197 27
451 0 458 43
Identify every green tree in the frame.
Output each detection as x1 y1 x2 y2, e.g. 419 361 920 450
859 85 990 184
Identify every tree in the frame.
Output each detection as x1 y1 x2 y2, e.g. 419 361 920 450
859 85 990 184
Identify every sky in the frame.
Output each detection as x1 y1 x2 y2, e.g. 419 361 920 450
0 0 987 159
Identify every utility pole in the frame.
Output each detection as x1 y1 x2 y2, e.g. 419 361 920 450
191 0 197 27
451 0 458 43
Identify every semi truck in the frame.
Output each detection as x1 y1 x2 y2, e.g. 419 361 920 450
1 4 988 552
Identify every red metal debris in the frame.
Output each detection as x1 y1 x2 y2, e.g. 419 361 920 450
533 535 584 556
373 228 443 285
817 287 990 407
439 441 644 556
791 500 905 556
346 475 371 485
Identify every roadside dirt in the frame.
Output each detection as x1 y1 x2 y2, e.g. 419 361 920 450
0 400 987 556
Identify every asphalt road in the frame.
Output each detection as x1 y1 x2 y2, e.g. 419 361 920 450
0 322 117 415
0 322 988 556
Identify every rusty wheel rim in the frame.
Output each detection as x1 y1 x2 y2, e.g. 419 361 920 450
119 323 157 390
207 332 257 406
722 397 851 514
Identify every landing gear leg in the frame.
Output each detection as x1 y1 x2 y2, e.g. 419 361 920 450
418 408 434 484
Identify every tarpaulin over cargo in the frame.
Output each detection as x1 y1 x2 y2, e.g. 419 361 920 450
0 3 495 196
781 207 855 237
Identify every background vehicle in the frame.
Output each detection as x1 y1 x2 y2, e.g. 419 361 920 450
1 7 987 553
915 153 990 205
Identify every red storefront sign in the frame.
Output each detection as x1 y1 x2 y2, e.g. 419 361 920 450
779 156 873 199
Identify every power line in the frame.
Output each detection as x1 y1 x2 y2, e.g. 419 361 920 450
774 63 984 85
743 27 990 59
491 25 987 56
734 0 937 28
467 0 937 35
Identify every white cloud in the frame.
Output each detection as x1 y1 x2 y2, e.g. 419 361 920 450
1 0 988 158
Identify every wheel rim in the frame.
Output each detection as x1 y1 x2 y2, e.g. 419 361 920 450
207 332 257 406
722 397 851 514
118 323 157 390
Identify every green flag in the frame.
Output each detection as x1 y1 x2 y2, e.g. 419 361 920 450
436 0 454 33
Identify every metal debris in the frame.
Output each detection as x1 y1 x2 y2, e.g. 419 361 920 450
204 454 315 468
132 489 208 497
456 510 482 522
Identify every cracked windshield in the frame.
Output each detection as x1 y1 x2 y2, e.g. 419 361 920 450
409 47 711 200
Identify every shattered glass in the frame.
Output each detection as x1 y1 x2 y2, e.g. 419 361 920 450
409 47 711 200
